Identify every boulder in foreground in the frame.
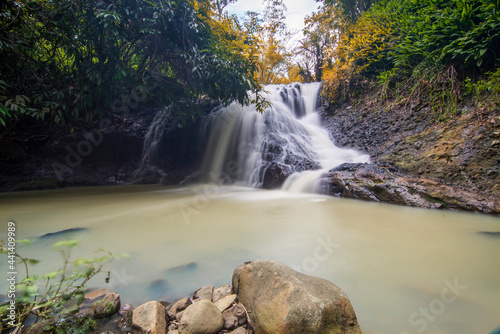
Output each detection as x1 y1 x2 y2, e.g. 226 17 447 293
232 259 361 334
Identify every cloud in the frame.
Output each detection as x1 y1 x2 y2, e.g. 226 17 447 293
226 0 319 31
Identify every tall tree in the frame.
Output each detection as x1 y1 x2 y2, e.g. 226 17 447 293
300 3 343 81
323 0 376 21
252 0 292 84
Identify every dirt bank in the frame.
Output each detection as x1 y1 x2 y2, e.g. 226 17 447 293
321 92 500 214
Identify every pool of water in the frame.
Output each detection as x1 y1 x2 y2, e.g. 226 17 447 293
1 185 499 333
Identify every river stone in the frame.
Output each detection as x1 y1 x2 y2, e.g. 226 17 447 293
213 283 232 302
118 305 134 333
178 299 224 334
193 285 214 301
84 288 111 300
262 162 293 189
89 292 121 318
223 303 247 326
229 328 247 334
223 315 238 330
132 301 167 334
232 259 361 334
175 310 184 322
214 294 237 312
168 297 192 319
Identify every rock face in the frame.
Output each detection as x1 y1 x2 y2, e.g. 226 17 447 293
232 260 361 334
178 299 224 334
322 101 500 206
0 114 150 191
132 301 167 334
262 162 293 189
323 163 500 215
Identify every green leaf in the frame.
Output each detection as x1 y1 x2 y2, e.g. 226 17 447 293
52 240 79 250
74 291 85 305
42 270 63 279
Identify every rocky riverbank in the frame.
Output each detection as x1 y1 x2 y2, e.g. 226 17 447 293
19 260 361 334
321 93 500 215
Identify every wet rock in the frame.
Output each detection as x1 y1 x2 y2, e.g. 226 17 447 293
213 283 232 302
232 259 361 334
118 305 134 332
149 278 168 289
322 98 500 205
84 288 111 300
323 163 500 215
89 292 121 318
214 294 237 312
262 162 293 189
39 227 88 239
193 285 214 301
132 301 167 334
178 299 224 334
478 231 500 237
165 262 198 274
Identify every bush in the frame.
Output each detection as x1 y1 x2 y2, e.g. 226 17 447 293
0 239 128 333
321 0 500 114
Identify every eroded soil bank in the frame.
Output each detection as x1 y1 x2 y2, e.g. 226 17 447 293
321 94 500 214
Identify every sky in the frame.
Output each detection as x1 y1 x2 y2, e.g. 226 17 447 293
226 0 320 34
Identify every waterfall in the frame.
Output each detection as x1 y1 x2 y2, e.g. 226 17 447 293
134 82 369 192
200 82 369 191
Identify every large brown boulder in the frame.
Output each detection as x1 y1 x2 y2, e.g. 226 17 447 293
232 260 361 334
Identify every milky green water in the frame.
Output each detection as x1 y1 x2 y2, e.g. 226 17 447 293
1 185 499 334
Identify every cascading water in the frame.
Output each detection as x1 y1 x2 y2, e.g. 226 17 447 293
200 82 369 192
135 82 369 192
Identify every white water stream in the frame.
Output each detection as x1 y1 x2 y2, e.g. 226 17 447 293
135 83 369 190
201 83 369 190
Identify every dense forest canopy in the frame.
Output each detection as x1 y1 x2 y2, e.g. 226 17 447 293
1 0 499 130
0 0 262 128
309 0 500 119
